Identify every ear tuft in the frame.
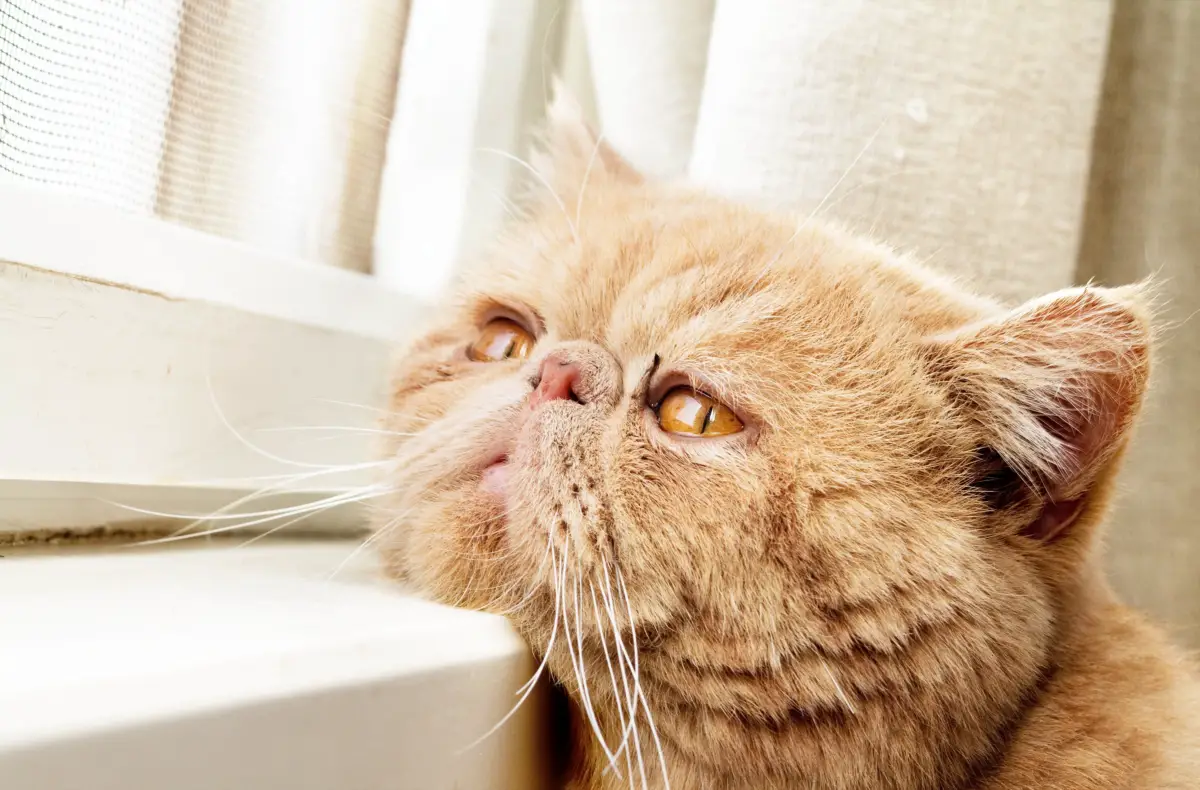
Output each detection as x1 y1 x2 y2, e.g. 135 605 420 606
924 283 1156 538
529 80 641 203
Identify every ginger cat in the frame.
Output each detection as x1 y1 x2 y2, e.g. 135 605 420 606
375 93 1200 789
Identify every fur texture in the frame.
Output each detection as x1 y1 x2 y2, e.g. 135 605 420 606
374 96 1200 789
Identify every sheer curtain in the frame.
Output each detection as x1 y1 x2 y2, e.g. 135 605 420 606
0 0 409 273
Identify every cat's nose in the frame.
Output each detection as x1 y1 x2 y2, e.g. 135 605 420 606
527 343 622 410
529 354 582 408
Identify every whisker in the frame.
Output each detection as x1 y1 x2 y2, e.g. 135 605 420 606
822 660 858 715
477 146 580 246
459 537 563 753
592 579 636 782
617 567 670 790
600 562 647 790
574 131 606 231
256 425 419 437
493 540 554 615
101 461 386 545
234 506 354 550
128 488 388 546
752 116 889 287
207 375 349 470
109 482 389 523
614 566 672 787
163 459 390 488
566 558 622 772
312 397 403 417
325 513 407 580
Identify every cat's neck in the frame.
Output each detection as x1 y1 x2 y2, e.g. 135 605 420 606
556 592 1199 790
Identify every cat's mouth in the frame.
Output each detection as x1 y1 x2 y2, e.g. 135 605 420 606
480 449 511 496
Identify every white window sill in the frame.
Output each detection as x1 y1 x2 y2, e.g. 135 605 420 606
0 541 550 790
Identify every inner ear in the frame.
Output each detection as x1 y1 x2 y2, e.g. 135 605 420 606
970 446 1085 542
970 446 1027 512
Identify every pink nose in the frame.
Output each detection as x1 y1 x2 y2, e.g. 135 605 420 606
528 355 580 409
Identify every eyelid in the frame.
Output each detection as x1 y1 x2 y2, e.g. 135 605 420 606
647 369 728 409
475 301 543 336
648 370 754 432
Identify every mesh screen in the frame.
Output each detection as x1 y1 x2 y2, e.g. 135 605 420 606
0 0 409 271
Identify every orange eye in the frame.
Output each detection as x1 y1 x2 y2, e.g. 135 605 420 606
468 318 535 362
655 387 744 437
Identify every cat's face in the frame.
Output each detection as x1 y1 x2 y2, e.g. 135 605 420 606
375 99 1152 787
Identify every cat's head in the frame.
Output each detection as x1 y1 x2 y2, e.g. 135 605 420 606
375 93 1154 787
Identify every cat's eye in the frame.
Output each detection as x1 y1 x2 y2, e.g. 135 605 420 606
655 387 744 437
468 318 535 362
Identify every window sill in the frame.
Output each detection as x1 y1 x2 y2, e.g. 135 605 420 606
0 541 550 790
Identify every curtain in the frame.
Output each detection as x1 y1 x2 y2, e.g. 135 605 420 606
583 0 1199 647
0 0 410 273
1079 0 1200 645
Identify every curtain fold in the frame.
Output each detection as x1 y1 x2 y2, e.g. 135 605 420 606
157 0 409 272
580 0 714 179
689 0 1112 305
1079 0 1200 646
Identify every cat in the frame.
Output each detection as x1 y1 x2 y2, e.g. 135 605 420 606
373 91 1200 789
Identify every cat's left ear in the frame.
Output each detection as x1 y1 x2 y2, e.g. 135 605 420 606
921 284 1156 541
531 79 642 200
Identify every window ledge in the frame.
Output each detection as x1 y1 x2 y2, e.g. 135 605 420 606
0 541 551 790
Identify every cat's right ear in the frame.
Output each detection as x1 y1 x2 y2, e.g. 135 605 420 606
530 79 642 201
920 284 1156 542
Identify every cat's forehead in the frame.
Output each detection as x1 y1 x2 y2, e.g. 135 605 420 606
468 195 991 365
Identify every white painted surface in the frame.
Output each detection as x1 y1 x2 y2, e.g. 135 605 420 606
0 186 425 535
581 0 715 178
0 184 422 341
373 0 566 300
0 259 391 533
0 542 549 790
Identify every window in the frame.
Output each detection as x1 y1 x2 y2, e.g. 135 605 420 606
0 0 577 536
0 1 581 786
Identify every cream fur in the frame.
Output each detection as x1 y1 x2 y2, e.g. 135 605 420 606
373 98 1200 789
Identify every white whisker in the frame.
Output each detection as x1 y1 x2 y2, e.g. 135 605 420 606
592 580 636 783
753 116 889 287
128 488 388 546
460 538 563 753
822 661 857 715
618 566 668 790
324 516 405 580
109 483 388 523
477 147 579 246
566 558 622 772
600 562 647 790
207 376 346 470
256 425 419 437
574 131 606 230
312 397 402 417
493 540 554 615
